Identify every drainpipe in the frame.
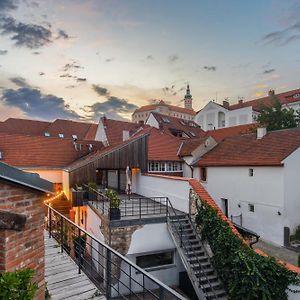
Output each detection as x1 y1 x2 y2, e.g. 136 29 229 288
188 164 194 178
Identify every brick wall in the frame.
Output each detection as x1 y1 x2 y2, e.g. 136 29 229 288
0 180 45 300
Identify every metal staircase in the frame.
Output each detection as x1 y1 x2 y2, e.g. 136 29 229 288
167 203 227 300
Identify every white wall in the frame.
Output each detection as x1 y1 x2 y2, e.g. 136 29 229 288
62 170 70 199
283 147 300 236
204 166 285 246
116 223 184 296
24 169 62 183
145 113 159 128
135 173 190 213
95 118 108 145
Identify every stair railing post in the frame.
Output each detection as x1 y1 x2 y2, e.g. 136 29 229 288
60 215 64 253
139 197 142 219
48 205 52 239
180 224 183 248
78 228 82 274
106 248 112 299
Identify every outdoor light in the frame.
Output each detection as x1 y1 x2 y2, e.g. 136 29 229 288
277 211 281 216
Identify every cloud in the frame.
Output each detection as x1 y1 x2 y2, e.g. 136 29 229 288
105 58 114 62
0 16 52 49
0 50 8 55
32 51 40 55
263 69 275 74
9 76 29 87
168 54 179 63
85 96 138 121
92 84 110 97
63 61 82 72
1 87 80 120
60 73 73 78
0 0 18 12
76 77 87 82
39 72 45 76
146 55 153 60
262 21 300 46
57 29 69 39
204 66 216 71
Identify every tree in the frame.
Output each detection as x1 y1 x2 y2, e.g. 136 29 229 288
256 96 300 131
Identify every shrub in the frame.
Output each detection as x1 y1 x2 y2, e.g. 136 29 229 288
0 269 38 300
87 182 97 191
290 226 300 242
105 189 120 208
298 253 300 268
196 201 300 300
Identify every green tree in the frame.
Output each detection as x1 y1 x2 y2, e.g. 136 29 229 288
256 96 300 131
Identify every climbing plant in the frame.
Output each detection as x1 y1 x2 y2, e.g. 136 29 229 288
196 200 300 300
0 269 38 300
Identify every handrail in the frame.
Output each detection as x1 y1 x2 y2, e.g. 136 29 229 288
166 199 218 299
45 204 186 300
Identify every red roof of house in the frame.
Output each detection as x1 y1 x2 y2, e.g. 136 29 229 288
134 100 196 116
147 128 182 161
0 118 99 140
103 117 144 146
198 127 300 167
178 137 208 156
203 123 256 142
151 112 204 138
228 88 300 111
0 133 103 168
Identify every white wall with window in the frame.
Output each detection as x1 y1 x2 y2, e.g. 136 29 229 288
202 166 285 246
148 161 183 173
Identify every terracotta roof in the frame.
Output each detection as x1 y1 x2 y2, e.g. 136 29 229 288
0 118 50 135
203 123 256 142
151 112 204 138
0 118 99 140
103 117 144 146
134 100 196 116
147 128 182 161
178 137 208 156
198 127 300 167
0 133 103 168
228 88 300 111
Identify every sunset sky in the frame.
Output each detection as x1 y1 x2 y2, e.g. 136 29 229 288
0 0 300 122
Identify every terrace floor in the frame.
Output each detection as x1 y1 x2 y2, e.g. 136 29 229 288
44 231 106 300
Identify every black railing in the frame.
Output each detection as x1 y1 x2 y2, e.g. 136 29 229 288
230 213 242 226
87 187 169 221
167 201 218 299
45 204 186 300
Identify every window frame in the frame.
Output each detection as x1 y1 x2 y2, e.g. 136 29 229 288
200 167 207 181
248 203 255 212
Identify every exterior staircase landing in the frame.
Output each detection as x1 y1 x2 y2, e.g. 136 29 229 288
167 215 227 300
44 231 105 300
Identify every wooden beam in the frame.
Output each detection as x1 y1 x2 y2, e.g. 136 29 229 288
0 210 27 231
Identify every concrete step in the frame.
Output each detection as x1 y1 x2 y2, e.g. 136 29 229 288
206 289 227 299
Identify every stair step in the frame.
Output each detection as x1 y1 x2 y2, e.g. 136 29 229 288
199 274 219 283
186 249 205 256
202 281 222 291
193 261 212 270
205 289 227 299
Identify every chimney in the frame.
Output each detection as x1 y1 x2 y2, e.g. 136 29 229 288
223 100 229 109
257 127 267 139
238 99 243 105
138 120 144 125
122 130 130 141
268 90 275 96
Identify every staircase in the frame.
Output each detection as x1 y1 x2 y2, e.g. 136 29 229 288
167 213 227 300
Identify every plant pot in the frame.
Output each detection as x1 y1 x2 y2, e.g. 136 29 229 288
110 208 121 220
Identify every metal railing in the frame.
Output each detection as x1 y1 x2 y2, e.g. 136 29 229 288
230 213 242 226
45 204 186 300
86 187 169 221
166 201 219 299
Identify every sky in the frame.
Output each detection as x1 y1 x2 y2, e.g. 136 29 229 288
0 0 300 122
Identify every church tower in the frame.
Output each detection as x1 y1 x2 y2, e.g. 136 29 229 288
184 84 193 110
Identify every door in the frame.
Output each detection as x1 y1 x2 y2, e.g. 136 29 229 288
221 198 229 218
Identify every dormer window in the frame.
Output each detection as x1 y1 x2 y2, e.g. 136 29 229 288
162 117 170 123
293 93 300 99
189 132 196 137
44 132 50 137
72 134 78 140
58 133 64 138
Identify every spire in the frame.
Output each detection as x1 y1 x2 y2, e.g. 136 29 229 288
184 83 193 110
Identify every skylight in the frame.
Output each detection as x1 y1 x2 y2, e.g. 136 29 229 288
162 117 170 123
44 132 50 137
58 133 64 138
72 134 78 140
190 132 196 137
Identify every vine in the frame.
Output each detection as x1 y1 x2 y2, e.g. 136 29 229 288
195 200 300 300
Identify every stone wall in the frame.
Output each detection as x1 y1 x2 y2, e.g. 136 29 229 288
0 180 45 300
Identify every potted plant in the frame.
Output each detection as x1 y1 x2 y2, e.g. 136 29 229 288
87 182 97 201
105 189 121 220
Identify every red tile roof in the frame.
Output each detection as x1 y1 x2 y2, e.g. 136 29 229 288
151 112 204 138
0 118 99 140
178 137 208 156
203 123 256 142
103 117 144 146
228 88 300 111
147 128 182 161
134 100 196 115
0 133 103 168
198 127 300 167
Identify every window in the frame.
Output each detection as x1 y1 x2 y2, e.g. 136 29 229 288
72 134 78 140
162 117 170 123
189 132 196 137
136 251 174 270
249 168 254 177
200 167 207 181
293 93 300 99
44 132 50 137
248 204 255 212
58 133 64 138
148 161 182 172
